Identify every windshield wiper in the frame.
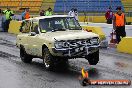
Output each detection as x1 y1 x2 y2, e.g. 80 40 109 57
51 28 68 32
55 28 66 31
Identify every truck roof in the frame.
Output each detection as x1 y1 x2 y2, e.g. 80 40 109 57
26 15 72 21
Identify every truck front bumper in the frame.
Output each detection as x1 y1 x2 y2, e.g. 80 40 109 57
52 45 99 57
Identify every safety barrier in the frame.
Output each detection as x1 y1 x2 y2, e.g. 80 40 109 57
79 16 132 23
79 16 106 23
8 20 21 35
82 26 106 41
117 37 132 54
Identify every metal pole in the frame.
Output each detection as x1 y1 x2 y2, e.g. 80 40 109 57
63 0 64 14
110 0 112 8
87 0 89 23
20 0 22 8
77 0 78 11
99 0 100 16
63 0 66 14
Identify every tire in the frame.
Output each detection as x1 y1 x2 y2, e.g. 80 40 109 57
85 50 99 65
42 48 54 70
20 46 32 63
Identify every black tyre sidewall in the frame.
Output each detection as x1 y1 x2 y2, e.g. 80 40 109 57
86 50 99 65
43 48 54 70
20 46 32 63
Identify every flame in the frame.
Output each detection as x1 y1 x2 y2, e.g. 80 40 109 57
81 67 89 78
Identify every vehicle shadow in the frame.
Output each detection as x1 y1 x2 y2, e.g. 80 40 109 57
29 59 100 79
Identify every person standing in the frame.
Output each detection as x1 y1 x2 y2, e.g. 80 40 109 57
105 7 113 24
45 7 53 16
24 8 30 19
68 8 75 17
40 10 45 16
21 8 30 20
21 9 26 20
113 6 126 43
3 7 14 32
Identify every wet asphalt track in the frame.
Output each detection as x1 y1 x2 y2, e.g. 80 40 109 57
0 23 132 88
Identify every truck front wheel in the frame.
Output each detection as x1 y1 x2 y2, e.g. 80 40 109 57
85 50 99 65
42 48 54 70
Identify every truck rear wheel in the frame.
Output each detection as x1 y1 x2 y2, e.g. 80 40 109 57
20 46 32 63
85 50 99 65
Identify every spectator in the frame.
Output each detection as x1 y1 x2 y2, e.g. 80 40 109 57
24 8 30 19
21 9 26 20
21 8 30 20
3 7 14 32
105 7 113 24
113 6 126 43
68 8 75 17
40 10 45 16
45 7 53 16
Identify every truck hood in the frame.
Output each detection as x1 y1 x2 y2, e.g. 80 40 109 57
41 30 99 41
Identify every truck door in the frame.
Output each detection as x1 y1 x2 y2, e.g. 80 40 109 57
27 20 42 56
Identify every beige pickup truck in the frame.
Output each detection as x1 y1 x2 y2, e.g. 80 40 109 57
16 15 100 70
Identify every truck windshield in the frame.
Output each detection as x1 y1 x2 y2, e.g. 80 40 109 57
39 17 82 32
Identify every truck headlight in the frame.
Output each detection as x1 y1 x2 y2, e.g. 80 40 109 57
54 41 69 49
54 41 63 48
90 38 99 45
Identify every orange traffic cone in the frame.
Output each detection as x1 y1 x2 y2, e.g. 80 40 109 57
110 30 117 44
109 30 117 48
